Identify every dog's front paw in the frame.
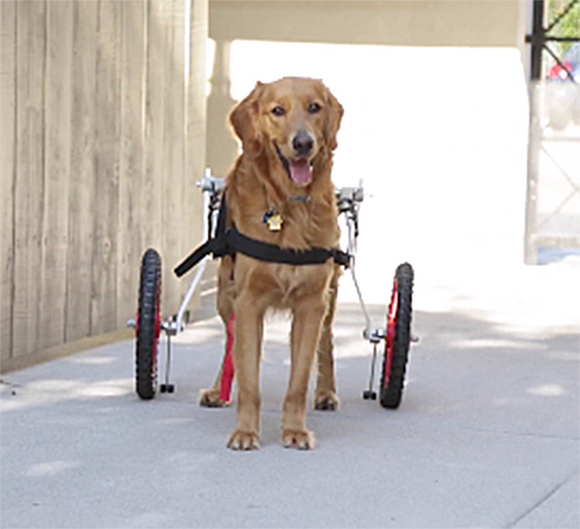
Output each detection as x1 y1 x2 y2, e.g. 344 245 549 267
314 390 339 411
199 389 230 408
282 429 315 450
227 430 260 450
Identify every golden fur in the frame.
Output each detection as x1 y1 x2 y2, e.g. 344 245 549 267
199 77 344 450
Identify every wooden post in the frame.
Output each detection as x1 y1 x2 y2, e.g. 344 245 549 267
92 0 121 335
65 1 98 342
0 0 16 363
12 0 46 358
40 0 72 348
118 0 147 329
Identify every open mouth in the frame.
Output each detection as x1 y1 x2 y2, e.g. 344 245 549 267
274 144 313 187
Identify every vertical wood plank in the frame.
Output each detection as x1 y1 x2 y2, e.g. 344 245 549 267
163 0 185 313
40 0 72 349
0 0 16 362
143 0 164 284
65 0 97 342
12 0 46 358
117 0 146 327
181 0 208 316
185 0 207 255
92 0 121 335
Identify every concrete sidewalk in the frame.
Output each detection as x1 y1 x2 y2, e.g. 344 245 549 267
1 264 578 529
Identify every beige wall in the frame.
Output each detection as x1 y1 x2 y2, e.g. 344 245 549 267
210 0 526 47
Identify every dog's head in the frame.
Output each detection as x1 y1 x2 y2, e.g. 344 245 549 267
230 77 343 188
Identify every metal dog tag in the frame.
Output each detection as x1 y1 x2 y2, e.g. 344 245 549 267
267 214 283 231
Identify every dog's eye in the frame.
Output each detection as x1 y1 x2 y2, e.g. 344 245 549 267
308 102 322 114
271 106 285 117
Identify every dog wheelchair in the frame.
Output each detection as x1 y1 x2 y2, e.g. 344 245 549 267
128 170 415 410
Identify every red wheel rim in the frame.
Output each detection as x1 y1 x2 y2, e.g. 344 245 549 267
383 279 399 388
152 283 161 375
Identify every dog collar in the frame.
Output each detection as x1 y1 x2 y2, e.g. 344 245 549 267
263 194 310 232
288 195 311 203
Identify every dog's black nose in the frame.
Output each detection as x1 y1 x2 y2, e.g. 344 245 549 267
292 132 314 157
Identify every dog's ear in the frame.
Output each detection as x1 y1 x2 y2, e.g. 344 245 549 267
229 82 265 158
324 87 344 152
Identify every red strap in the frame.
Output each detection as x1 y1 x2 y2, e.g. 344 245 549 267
219 312 235 403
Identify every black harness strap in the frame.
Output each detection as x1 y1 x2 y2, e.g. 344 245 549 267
174 227 351 278
174 191 351 278
173 236 226 278
227 229 351 267
174 193 230 278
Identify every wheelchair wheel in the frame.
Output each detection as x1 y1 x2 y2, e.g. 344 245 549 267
380 262 414 409
135 248 162 400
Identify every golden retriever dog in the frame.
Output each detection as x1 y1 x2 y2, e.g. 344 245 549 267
200 77 344 450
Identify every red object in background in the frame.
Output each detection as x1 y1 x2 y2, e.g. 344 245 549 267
548 61 573 80
219 312 235 403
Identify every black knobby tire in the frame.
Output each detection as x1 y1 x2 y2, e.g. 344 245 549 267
135 248 162 400
380 262 414 409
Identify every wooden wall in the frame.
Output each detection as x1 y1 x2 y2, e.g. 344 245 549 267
0 0 208 372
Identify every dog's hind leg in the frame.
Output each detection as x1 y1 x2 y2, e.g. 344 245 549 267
198 314 235 407
198 368 227 407
314 268 340 411
199 257 235 408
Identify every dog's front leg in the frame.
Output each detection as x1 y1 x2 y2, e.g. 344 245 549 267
227 295 264 450
282 296 327 450
315 268 340 411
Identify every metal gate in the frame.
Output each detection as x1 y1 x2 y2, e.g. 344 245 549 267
525 0 580 264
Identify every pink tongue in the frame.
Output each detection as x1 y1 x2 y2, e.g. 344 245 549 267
289 159 312 187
